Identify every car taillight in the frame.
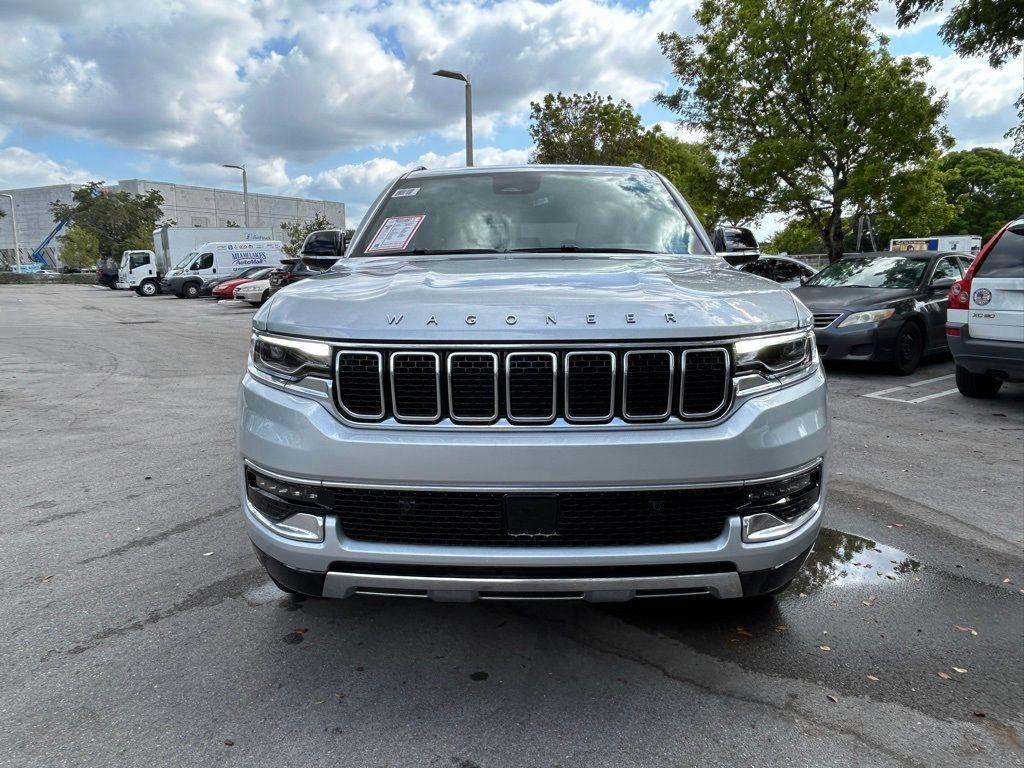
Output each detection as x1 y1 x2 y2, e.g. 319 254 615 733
949 275 972 309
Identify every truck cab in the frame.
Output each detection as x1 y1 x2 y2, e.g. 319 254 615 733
116 250 163 296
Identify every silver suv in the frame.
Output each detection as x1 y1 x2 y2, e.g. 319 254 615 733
238 165 828 602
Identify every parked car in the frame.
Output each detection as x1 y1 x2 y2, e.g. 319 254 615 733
267 258 318 296
97 267 119 289
234 279 271 306
740 255 818 289
211 267 275 299
240 164 828 603
793 251 972 374
947 217 1024 397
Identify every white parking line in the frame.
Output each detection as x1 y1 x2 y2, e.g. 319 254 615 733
863 374 957 404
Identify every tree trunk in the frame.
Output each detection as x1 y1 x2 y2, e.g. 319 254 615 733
822 213 845 263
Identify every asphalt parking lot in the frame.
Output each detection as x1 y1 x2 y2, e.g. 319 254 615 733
2 284 1022 767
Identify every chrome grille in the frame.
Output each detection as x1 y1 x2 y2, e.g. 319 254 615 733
813 313 841 328
333 344 733 426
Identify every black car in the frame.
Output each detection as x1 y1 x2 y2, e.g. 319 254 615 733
267 258 318 296
793 251 973 374
96 266 119 289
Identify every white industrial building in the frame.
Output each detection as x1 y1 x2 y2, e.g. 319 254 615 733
0 179 345 266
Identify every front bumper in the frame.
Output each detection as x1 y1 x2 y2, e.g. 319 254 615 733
239 367 828 601
947 323 1024 380
814 319 898 362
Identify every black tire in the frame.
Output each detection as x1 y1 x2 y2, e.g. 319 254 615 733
183 282 201 299
955 364 1003 398
138 280 158 297
260 290 269 305
107 283 118 290
890 322 924 375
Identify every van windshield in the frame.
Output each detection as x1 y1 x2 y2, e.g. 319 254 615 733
348 170 708 258
175 252 197 269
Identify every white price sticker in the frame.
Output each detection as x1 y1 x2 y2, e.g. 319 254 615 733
365 215 425 253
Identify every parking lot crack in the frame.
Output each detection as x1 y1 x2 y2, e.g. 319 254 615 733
77 505 236 565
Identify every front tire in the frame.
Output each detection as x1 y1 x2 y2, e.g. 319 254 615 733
183 282 201 299
890 322 924 375
138 279 158 297
956 364 1002 398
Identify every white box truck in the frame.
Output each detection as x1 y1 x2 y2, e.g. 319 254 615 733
890 235 982 255
116 225 276 295
160 240 287 298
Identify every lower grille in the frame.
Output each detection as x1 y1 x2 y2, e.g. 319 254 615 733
333 486 743 547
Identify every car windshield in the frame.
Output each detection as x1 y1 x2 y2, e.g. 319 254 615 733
347 170 707 258
805 256 927 289
174 252 197 269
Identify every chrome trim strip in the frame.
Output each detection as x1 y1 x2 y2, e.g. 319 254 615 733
742 499 821 543
243 457 824 493
446 351 499 423
323 571 743 600
334 350 385 420
247 503 325 543
505 351 557 424
622 349 674 421
390 351 441 422
680 347 731 419
290 333 794 350
563 350 615 423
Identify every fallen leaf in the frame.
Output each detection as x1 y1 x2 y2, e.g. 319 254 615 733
953 667 967 674
954 625 979 636
866 675 879 682
862 595 877 607
40 575 53 582
827 694 839 703
938 672 951 680
314 699 325 705
775 625 788 632
798 592 808 598
883 573 897 581
202 552 214 557
891 523 904 528
974 710 985 717
736 627 753 638
223 740 234 747
819 645 832 652
1002 577 1011 584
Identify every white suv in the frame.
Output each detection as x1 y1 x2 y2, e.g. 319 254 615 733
947 217 1024 397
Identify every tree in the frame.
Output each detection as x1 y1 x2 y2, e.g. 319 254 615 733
894 0 1021 68
528 91 723 225
939 148 1024 240
658 0 955 262
59 226 102 268
50 182 167 262
225 220 241 228
280 211 334 257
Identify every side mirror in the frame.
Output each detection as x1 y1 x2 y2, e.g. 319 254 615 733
930 278 955 292
799 275 809 286
300 229 347 272
712 225 760 268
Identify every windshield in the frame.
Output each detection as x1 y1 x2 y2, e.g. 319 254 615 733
806 257 927 289
174 251 197 269
348 170 707 258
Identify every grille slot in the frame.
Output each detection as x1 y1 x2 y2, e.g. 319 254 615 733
390 352 440 421
681 348 730 417
506 352 557 422
335 351 384 419
333 486 745 546
564 351 615 422
447 352 498 422
813 313 841 328
623 350 673 420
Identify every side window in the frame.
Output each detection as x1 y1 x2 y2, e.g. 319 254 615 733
958 257 972 273
129 253 149 270
976 227 1024 278
196 253 214 270
741 260 775 279
931 258 961 283
774 261 804 281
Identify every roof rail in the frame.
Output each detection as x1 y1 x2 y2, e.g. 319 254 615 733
630 163 646 169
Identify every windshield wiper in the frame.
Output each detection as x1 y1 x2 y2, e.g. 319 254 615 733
405 248 505 256
504 246 660 254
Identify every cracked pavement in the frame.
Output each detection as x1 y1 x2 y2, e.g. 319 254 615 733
2 286 1022 767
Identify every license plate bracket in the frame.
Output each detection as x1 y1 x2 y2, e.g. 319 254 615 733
504 495 559 536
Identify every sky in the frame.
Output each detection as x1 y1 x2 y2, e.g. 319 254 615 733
0 0 1020 237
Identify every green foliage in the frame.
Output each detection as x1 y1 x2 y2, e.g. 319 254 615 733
225 220 241 228
658 0 954 262
762 219 823 254
59 226 102 268
528 91 723 226
939 148 1024 239
895 0 1022 68
279 211 335 257
50 182 167 262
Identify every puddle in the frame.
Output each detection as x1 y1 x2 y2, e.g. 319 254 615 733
786 527 920 597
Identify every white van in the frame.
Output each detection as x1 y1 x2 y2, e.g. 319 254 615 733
160 241 286 298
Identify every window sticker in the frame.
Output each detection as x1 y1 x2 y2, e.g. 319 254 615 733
392 187 420 198
365 214 426 253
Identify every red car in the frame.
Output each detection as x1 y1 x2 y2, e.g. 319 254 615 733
211 267 275 299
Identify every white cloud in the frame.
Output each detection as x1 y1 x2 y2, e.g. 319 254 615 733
920 52 1019 119
872 1 945 38
650 120 705 144
0 146 92 188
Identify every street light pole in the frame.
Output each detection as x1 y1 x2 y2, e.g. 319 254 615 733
432 69 473 167
222 164 250 226
0 193 21 271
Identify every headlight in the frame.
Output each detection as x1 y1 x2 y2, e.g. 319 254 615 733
251 332 332 379
839 308 895 327
733 330 814 375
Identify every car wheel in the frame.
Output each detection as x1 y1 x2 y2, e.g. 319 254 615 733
107 283 118 290
955 364 1003 398
890 322 923 375
139 280 158 297
183 282 201 299
260 290 269 305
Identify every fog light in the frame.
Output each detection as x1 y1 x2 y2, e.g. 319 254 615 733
246 468 329 543
742 466 822 543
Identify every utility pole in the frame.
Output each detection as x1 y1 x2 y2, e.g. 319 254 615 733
432 70 474 167
222 164 250 226
0 193 21 271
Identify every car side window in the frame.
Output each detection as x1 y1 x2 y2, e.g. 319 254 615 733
774 261 804 281
931 257 961 283
196 253 214 270
741 260 775 279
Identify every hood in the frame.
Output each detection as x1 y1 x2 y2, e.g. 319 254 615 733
257 254 805 340
791 285 918 312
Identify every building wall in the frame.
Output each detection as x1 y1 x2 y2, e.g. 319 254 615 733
0 180 345 265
